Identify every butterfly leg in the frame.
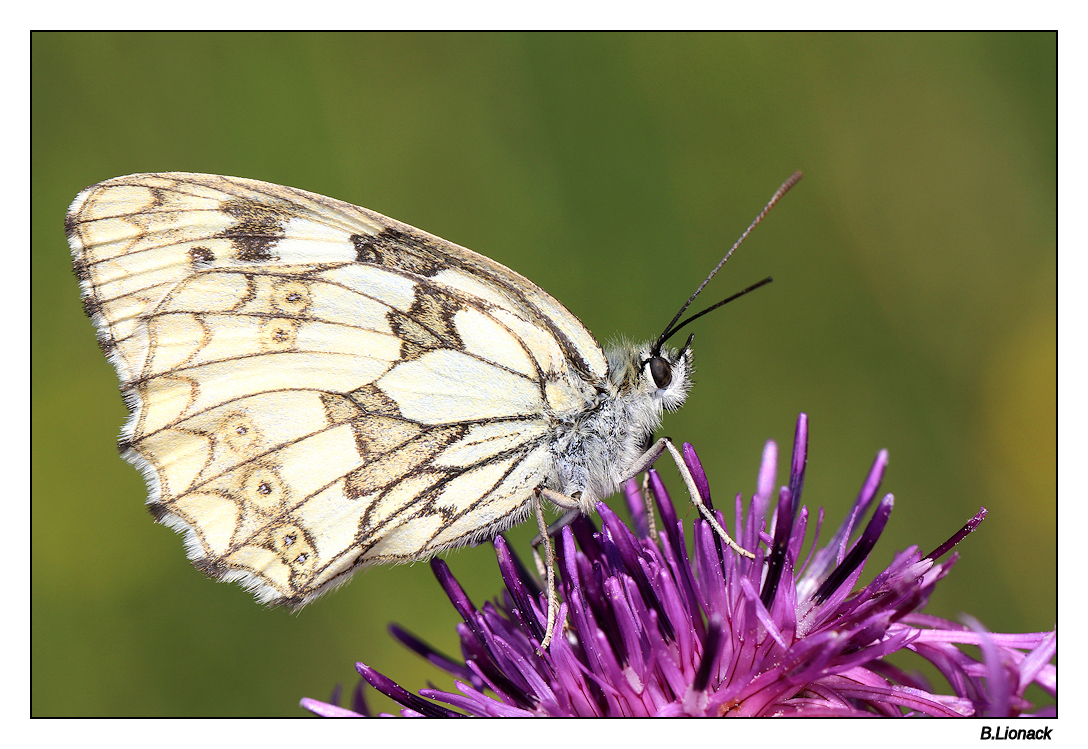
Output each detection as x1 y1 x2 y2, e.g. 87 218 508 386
527 488 588 652
531 494 562 652
530 506 581 551
640 472 658 540
528 508 580 589
623 438 755 559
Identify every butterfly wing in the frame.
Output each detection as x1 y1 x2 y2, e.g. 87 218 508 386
67 172 608 606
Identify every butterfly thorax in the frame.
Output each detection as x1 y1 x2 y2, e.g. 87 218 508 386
549 340 692 514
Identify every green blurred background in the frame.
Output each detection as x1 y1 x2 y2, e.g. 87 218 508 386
33 32 1055 716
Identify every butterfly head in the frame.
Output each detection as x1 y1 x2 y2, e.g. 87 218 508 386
646 332 696 411
606 335 694 414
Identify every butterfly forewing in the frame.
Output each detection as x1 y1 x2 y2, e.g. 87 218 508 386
67 173 608 606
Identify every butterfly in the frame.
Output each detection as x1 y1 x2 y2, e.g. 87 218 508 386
67 171 800 647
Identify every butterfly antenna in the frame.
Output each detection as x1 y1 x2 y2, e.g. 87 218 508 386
655 171 802 351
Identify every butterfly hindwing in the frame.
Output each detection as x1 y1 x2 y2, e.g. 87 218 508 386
67 172 608 605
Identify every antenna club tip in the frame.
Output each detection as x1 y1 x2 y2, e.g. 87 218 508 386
779 172 803 195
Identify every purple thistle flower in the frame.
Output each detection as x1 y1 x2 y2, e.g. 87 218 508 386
302 414 1056 717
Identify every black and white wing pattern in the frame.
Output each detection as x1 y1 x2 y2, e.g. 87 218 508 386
67 173 612 606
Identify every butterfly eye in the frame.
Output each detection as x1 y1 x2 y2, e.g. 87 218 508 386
647 356 672 389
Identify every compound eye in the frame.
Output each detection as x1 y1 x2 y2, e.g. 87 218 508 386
647 356 672 389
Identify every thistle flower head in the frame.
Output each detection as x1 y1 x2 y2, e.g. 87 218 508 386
302 414 1056 717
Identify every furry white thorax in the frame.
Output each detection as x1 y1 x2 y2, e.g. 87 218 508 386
548 338 693 514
